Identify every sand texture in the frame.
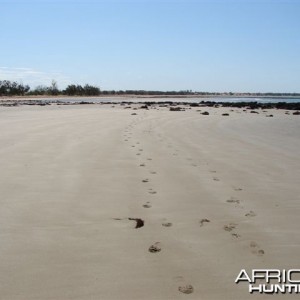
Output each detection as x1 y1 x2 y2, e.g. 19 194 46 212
0 104 299 299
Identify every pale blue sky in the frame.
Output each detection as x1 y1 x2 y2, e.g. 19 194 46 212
0 0 299 92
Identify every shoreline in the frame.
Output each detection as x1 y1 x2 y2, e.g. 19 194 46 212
1 94 300 101
1 98 299 111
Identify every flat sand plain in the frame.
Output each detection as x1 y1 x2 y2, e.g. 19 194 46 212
0 104 299 299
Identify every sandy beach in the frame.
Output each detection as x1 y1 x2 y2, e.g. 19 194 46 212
0 103 299 299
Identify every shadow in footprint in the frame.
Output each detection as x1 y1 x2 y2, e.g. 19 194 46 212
226 197 240 204
178 285 194 294
250 241 265 256
148 191 157 194
200 219 210 227
245 211 256 217
224 223 237 232
233 187 243 191
231 233 241 238
148 242 161 253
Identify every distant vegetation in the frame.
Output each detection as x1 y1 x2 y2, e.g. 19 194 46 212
0 80 30 96
0 80 101 97
1 79 300 97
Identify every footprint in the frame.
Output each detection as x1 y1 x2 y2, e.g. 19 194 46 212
250 241 265 256
210 170 217 173
143 203 152 208
150 171 157 174
140 163 146 167
233 187 243 191
147 158 152 161
199 219 210 227
162 222 172 227
148 242 161 253
245 211 256 217
226 197 240 204
213 177 220 182
231 233 241 238
250 241 258 248
223 223 237 232
148 191 157 194
178 285 194 294
142 179 149 183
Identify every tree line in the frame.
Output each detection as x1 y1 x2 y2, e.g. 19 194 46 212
1 79 300 97
0 80 101 96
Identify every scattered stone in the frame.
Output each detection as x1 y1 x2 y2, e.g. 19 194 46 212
170 107 183 111
128 218 144 228
201 111 209 115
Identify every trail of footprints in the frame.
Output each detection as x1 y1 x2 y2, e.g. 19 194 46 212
120 109 265 296
206 164 264 256
122 116 195 294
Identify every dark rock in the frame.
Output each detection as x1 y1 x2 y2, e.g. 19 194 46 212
170 107 183 111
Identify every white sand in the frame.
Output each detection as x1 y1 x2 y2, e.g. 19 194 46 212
0 104 299 299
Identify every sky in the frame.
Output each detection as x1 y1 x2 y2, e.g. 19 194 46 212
0 0 299 92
